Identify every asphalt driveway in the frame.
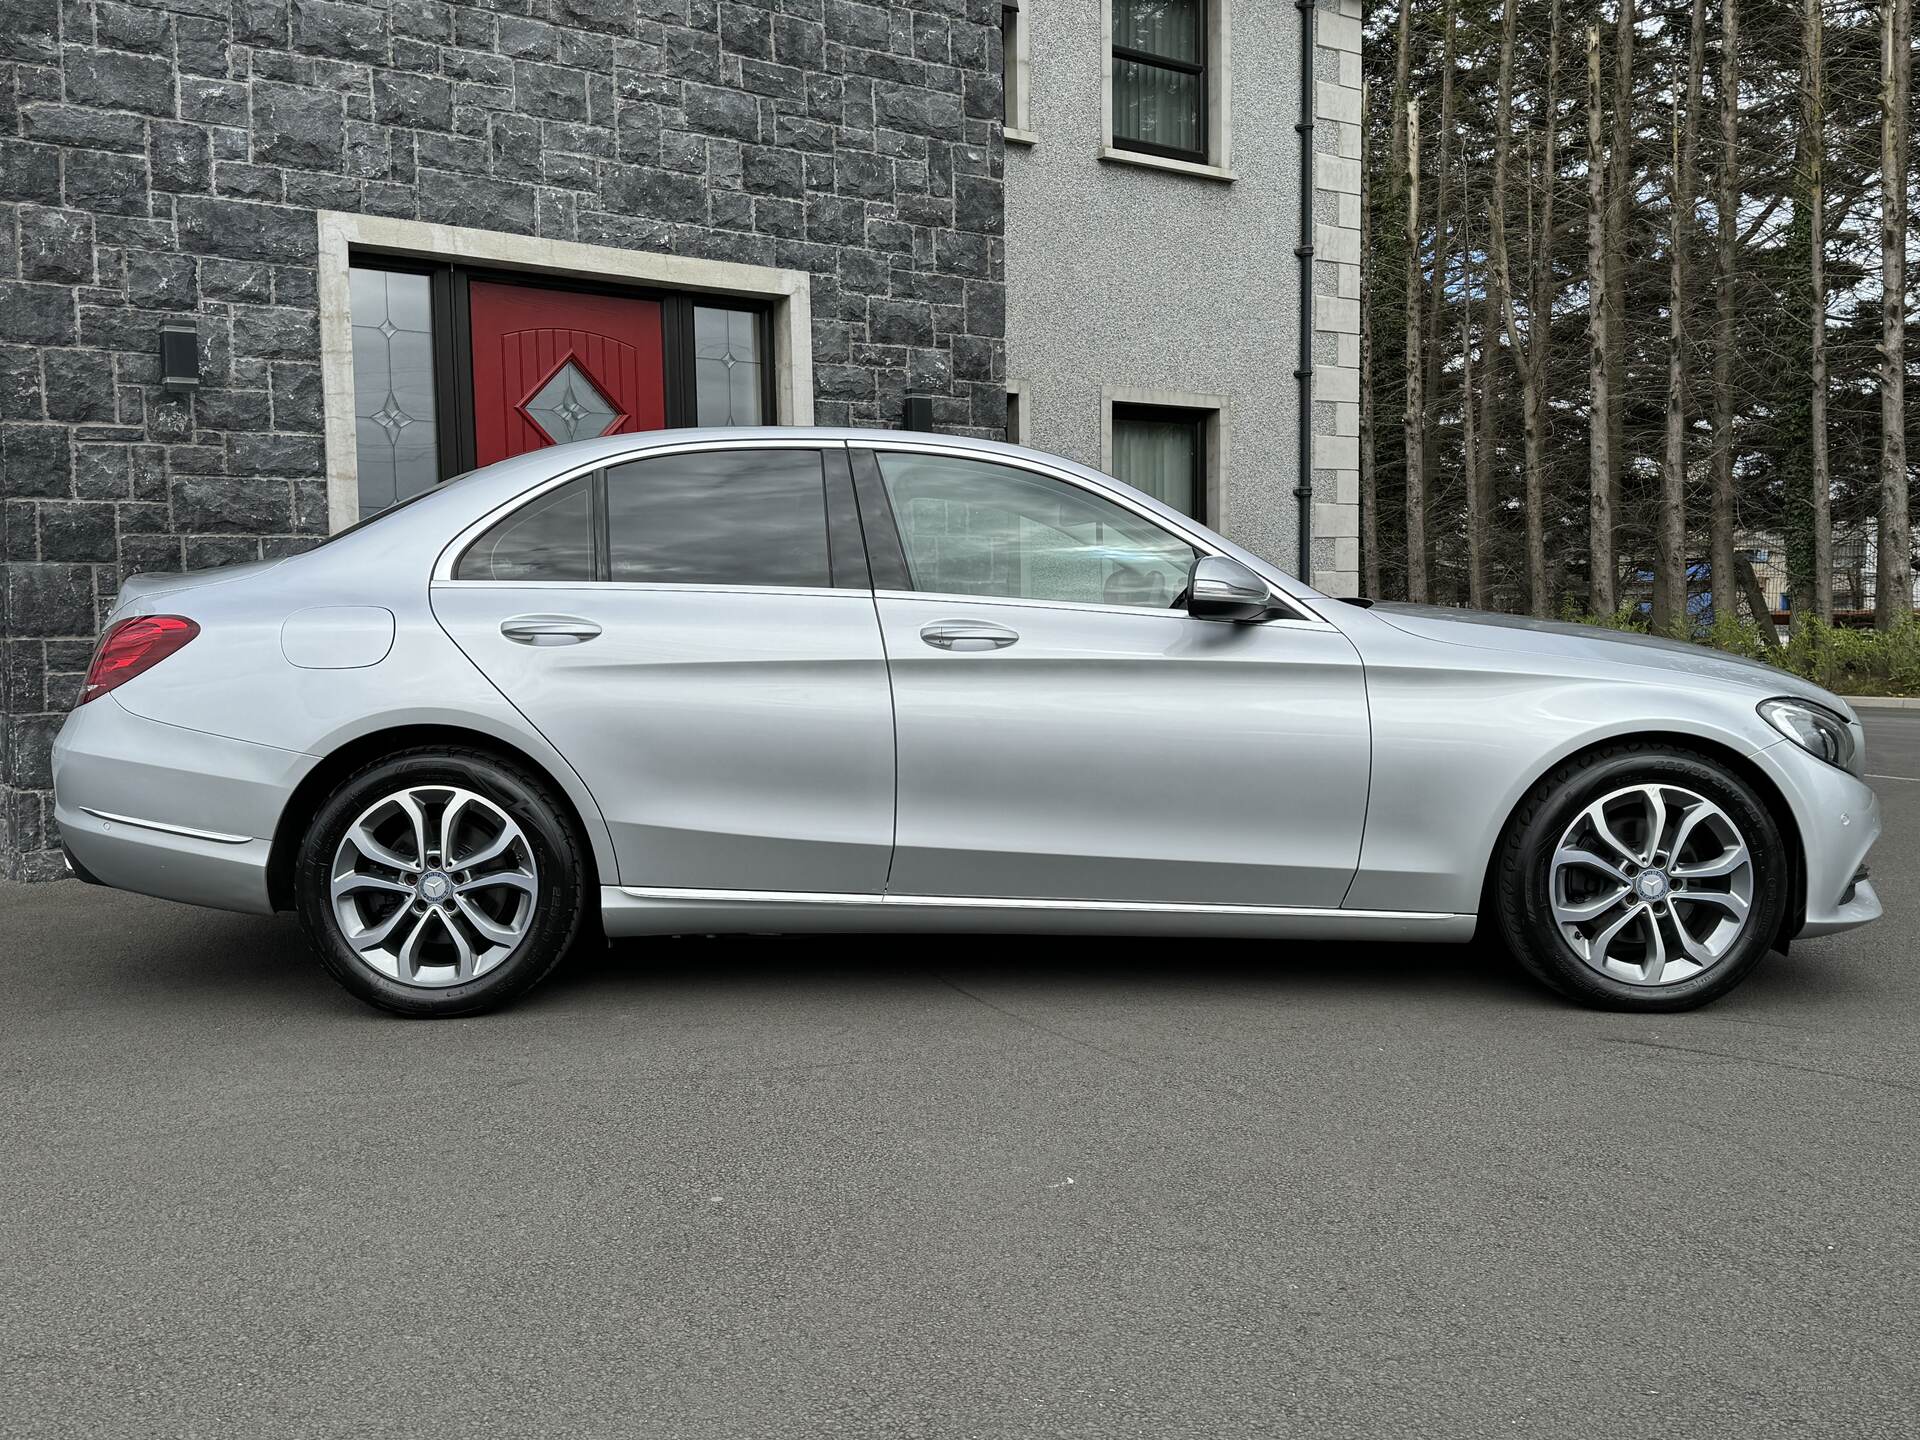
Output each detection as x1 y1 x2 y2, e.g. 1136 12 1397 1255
3 716 1917 1439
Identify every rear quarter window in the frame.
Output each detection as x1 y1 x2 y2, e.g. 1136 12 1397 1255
453 476 595 582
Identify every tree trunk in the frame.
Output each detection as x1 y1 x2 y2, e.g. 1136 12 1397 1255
1532 6 1562 620
1586 25 1615 616
1735 554 1778 642
1604 0 1633 600
1420 0 1459 596
1389 0 1413 198
1656 95 1687 635
1461 231 1485 611
1709 0 1739 627
1655 0 1706 635
1404 101 1428 604
1475 240 1498 612
1489 0 1522 598
1875 0 1912 629
1807 0 1833 625
1491 0 1559 619
1361 80 1379 599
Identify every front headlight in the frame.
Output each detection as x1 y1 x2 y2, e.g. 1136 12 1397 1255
1758 698 1858 773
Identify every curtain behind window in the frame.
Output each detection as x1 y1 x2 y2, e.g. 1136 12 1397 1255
1112 0 1203 155
1112 413 1201 518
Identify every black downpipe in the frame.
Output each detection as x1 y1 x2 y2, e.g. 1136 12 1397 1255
1293 0 1316 581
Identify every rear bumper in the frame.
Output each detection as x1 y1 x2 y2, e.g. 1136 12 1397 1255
51 697 313 915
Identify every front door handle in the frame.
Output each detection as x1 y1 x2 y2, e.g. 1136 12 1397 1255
501 614 602 646
920 621 1019 653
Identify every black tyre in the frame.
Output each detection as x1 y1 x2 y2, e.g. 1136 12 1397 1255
294 747 587 1018
1493 743 1789 1011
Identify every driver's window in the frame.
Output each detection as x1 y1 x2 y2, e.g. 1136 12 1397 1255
876 453 1195 608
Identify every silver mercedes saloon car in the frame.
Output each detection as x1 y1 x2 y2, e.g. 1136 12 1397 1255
52 429 1880 1017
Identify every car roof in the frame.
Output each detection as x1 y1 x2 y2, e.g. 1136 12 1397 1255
435 427 1140 527
464 426 1073 474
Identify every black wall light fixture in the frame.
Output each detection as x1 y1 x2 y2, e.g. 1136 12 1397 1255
902 395 935 432
160 322 199 391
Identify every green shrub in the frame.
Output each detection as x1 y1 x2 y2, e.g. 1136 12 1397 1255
1574 611 1920 696
1454 601 1920 695
1564 602 1650 635
1702 611 1774 659
1887 620 1920 693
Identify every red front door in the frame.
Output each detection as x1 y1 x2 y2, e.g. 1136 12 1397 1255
468 281 667 466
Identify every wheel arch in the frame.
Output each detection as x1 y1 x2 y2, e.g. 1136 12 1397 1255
1476 730 1806 950
267 724 607 911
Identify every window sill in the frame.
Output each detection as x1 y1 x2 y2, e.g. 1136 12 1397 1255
1005 127 1039 147
1097 145 1235 184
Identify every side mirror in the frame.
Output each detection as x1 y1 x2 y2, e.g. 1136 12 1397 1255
1186 555 1277 623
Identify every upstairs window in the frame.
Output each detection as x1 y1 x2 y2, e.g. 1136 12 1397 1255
1111 1 1208 164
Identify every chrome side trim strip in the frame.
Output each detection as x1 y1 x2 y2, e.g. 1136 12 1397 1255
79 808 253 846
616 885 1461 923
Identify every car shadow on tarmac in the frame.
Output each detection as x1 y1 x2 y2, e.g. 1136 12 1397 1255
19 878 1870 1020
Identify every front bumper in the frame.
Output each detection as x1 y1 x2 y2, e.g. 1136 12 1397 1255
1751 737 1883 939
51 696 314 915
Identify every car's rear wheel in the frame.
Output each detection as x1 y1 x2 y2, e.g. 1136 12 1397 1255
1494 743 1790 1010
294 748 586 1017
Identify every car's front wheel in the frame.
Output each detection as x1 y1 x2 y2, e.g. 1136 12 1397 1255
294 747 586 1017
1494 743 1790 1010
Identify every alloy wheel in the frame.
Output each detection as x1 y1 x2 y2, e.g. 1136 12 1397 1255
329 785 539 988
1549 782 1754 987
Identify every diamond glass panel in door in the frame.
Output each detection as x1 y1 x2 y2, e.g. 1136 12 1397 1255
1112 0 1204 159
522 360 622 445
350 267 440 514
692 307 765 426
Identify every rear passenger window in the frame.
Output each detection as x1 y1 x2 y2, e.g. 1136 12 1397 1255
454 475 594 581
606 448 830 588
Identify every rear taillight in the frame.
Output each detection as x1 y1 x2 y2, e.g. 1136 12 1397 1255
79 615 199 704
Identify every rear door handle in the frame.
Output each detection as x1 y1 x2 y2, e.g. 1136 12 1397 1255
920 621 1019 653
501 614 602 646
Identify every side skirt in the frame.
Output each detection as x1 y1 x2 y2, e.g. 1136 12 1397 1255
600 886 1478 942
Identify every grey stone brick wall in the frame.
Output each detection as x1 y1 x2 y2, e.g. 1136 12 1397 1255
1 0 1006 881
1309 0 1362 596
